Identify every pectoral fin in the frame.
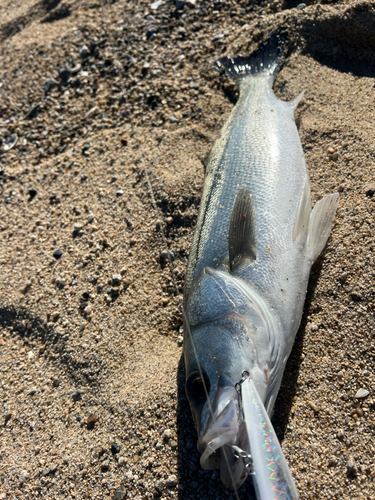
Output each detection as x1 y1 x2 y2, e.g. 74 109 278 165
229 187 256 271
308 193 339 262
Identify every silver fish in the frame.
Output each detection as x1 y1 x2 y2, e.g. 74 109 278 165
183 34 339 494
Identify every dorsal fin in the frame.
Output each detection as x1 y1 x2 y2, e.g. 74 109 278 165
229 187 256 271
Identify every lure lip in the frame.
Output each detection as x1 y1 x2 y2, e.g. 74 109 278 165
197 385 249 489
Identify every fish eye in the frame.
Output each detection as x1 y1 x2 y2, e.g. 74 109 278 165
186 371 210 403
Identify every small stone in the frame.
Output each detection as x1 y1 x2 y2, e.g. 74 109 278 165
327 146 336 155
350 292 362 302
165 474 177 488
120 137 127 146
19 471 28 484
112 274 122 285
80 45 89 59
72 390 84 402
339 273 348 284
165 216 173 225
53 249 63 260
111 442 121 455
296 3 306 9
120 267 127 276
336 429 345 441
355 388 369 399
85 106 98 119
87 414 99 428
347 455 357 477
309 323 318 332
112 485 126 500
155 479 165 492
4 412 12 424
177 335 183 347
83 305 92 316
52 379 60 388
116 189 123 196
159 250 174 268
162 429 172 440
59 68 71 82
101 460 110 472
28 189 37 201
55 278 65 289
365 188 374 198
88 213 95 223
25 103 40 119
44 78 58 92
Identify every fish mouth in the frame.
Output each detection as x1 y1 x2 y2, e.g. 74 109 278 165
198 386 248 489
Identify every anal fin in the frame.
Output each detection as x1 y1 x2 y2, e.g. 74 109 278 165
229 187 256 271
308 193 339 262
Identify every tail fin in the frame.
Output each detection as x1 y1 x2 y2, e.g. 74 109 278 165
215 31 288 80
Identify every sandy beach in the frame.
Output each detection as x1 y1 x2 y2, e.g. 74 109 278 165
0 0 374 499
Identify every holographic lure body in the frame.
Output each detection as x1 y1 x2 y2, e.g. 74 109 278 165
241 377 299 500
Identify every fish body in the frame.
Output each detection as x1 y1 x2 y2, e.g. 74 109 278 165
183 35 338 492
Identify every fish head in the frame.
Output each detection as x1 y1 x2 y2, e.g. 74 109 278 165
184 318 269 490
184 267 281 489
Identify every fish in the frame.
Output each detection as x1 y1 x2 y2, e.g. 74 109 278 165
182 32 339 495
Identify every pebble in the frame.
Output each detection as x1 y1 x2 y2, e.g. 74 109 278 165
296 3 306 9
112 485 126 500
165 474 177 488
53 249 63 260
355 388 369 399
3 135 18 151
80 45 89 59
347 455 357 477
151 0 163 11
159 249 174 268
350 292 362 302
28 189 37 201
101 460 110 472
87 213 95 223
4 413 12 424
44 78 58 92
112 274 122 285
111 442 121 454
25 103 40 119
162 429 172 440
83 305 92 316
59 68 71 82
116 189 124 196
339 273 348 284
72 389 85 402
87 414 99 428
85 106 98 119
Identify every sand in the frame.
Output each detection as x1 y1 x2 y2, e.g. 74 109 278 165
0 0 374 499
